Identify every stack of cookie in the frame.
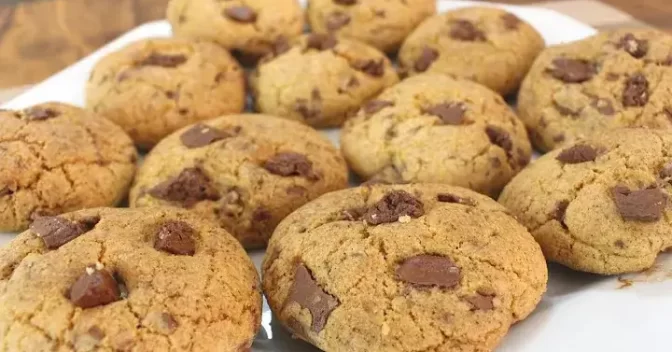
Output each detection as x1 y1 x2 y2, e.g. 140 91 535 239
2 1 672 351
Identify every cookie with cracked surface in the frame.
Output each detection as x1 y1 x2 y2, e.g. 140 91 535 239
262 184 547 352
86 38 246 149
518 29 672 152
0 103 137 232
307 0 436 53
167 0 304 59
250 34 399 128
341 74 532 197
130 114 348 248
0 207 261 352
398 7 545 96
499 128 672 275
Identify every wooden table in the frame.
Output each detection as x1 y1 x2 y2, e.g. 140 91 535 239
0 0 668 100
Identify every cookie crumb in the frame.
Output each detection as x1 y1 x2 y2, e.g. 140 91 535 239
86 267 96 275
398 215 411 223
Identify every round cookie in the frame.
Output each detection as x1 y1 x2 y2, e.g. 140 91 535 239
307 0 436 53
0 207 261 352
398 7 545 96
341 74 532 197
518 29 672 152
0 103 137 232
250 34 399 128
263 184 548 352
86 38 246 149
130 114 349 248
499 128 672 275
167 0 304 59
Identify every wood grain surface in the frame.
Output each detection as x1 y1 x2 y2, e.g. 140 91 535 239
0 0 670 89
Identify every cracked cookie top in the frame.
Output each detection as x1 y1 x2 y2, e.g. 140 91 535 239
0 207 261 352
167 0 304 58
130 114 349 249
499 128 672 274
518 29 672 152
398 6 545 96
0 103 137 232
341 73 532 197
262 184 547 352
249 33 399 128
85 38 246 149
306 0 436 53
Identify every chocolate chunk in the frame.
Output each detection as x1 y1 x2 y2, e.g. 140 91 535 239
623 73 649 107
424 103 466 125
31 216 99 249
502 13 521 30
286 264 340 332
138 53 187 68
660 162 672 179
350 59 385 77
180 124 231 148
465 293 495 310
547 58 595 83
334 0 356 4
552 200 570 228
264 153 319 180
26 107 59 121
617 33 648 58
591 98 615 115
437 193 476 206
611 186 667 222
363 100 394 115
396 255 461 288
364 190 424 225
326 12 351 31
414 46 439 72
340 207 366 221
224 6 257 23
485 125 513 156
69 268 121 309
450 20 486 41
148 167 221 208
306 34 338 51
154 221 196 256
615 240 626 249
556 145 598 164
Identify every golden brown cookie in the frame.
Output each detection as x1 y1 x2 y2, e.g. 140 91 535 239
250 34 399 128
341 74 532 197
399 7 545 96
307 0 436 52
130 114 349 248
86 38 246 149
0 207 261 352
167 0 304 58
0 103 136 232
518 29 672 152
500 128 672 274
263 184 547 352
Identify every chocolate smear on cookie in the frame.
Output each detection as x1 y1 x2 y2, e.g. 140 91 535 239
502 13 521 30
414 46 439 72
224 6 257 23
149 167 221 207
25 107 60 121
450 20 486 41
286 264 340 332
485 125 513 157
556 145 598 164
547 58 595 83
326 12 351 31
396 254 461 288
306 34 338 51
611 186 667 222
264 153 320 180
424 103 467 125
350 59 385 77
154 221 196 256
363 100 394 115
437 193 476 206
364 190 424 225
623 73 649 107
465 292 495 310
138 53 187 68
70 267 121 308
31 216 100 249
180 123 233 148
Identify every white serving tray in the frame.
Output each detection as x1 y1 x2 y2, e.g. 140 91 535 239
2 1 671 352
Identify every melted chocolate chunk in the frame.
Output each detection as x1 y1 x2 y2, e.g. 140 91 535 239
465 293 495 310
224 6 257 23
138 53 187 68
617 33 648 58
502 13 521 30
180 124 232 148
450 20 486 41
611 186 666 222
396 255 461 288
363 100 394 115
70 268 121 309
154 221 196 256
364 190 424 225
485 125 513 157
326 12 351 31
306 34 338 51
31 216 99 249
25 107 59 121
264 153 319 180
286 264 340 332
437 193 476 206
556 145 598 164
350 59 385 77
547 58 595 83
424 103 466 125
622 74 649 107
148 168 221 208
414 46 439 72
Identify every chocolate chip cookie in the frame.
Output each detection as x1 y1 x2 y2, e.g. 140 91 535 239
0 103 137 232
518 29 672 152
130 114 349 248
86 38 246 149
263 184 547 352
499 128 672 274
341 73 532 197
0 207 261 352
167 0 304 59
250 34 399 128
398 7 545 96
307 0 436 52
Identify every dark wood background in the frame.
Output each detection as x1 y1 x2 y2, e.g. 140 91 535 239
0 0 670 89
